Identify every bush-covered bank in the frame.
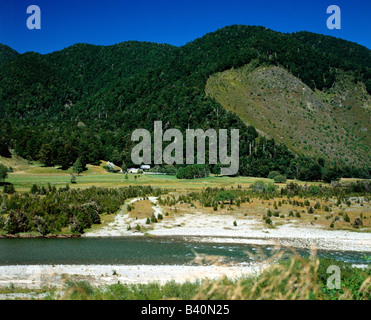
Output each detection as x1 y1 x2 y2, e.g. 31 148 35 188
0 185 165 236
157 180 370 231
159 180 371 208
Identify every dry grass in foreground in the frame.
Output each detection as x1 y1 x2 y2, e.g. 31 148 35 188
192 247 370 300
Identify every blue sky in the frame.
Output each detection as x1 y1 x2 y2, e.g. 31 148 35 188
1 0 370 54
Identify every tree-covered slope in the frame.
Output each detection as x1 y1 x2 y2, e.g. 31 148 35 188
0 44 18 66
0 42 177 116
0 25 370 179
291 31 371 92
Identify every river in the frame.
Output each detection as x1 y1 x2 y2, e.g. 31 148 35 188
0 236 369 266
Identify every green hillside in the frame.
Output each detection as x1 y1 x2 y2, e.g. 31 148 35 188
206 63 371 166
0 25 370 180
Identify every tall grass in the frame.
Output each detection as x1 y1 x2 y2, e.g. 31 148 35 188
60 280 200 300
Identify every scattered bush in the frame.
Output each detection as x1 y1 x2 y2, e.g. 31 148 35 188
151 214 158 223
3 184 15 194
268 171 281 179
307 206 315 214
353 217 363 227
344 213 350 223
176 165 210 179
274 175 287 183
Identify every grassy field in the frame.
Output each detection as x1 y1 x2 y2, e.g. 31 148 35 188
0 156 327 193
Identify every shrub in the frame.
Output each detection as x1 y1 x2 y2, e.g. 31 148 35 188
268 171 281 179
344 213 350 223
215 191 236 204
353 217 363 227
0 164 8 182
251 181 277 194
81 202 101 225
3 184 15 194
5 210 30 234
176 165 210 179
309 185 320 195
0 214 5 229
31 184 39 194
0 201 7 214
307 206 315 214
33 216 50 236
69 217 83 234
274 175 287 183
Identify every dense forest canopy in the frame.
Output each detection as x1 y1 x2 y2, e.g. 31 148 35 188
0 44 19 66
0 25 370 181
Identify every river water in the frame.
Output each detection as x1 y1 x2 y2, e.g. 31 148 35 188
0 236 369 266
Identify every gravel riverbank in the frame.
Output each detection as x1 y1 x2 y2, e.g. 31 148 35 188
84 197 371 252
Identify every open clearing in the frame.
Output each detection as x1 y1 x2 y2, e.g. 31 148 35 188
0 156 326 192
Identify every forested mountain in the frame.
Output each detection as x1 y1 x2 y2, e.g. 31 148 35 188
0 25 370 181
0 44 18 66
291 31 371 92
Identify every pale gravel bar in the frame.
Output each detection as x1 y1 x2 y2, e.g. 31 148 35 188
0 263 263 289
85 197 371 253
